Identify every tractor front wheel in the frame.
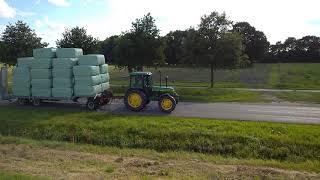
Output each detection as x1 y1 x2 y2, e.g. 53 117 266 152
124 90 147 112
158 94 176 113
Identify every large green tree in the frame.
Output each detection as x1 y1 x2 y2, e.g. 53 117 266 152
113 13 165 72
232 22 269 62
56 26 99 54
163 30 187 65
99 35 119 63
184 11 241 87
0 21 48 65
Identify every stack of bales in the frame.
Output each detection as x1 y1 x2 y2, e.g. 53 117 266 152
100 64 110 91
31 48 56 97
73 54 109 96
52 48 83 98
12 57 33 96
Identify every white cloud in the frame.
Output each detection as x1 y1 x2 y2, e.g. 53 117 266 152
16 9 36 17
79 0 320 44
48 0 70 7
35 17 67 47
0 0 16 18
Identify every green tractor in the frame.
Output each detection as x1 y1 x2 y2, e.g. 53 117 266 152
124 72 179 113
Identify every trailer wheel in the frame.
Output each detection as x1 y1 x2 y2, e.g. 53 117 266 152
86 98 98 111
32 99 41 106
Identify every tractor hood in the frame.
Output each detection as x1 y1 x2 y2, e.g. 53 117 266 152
152 86 176 93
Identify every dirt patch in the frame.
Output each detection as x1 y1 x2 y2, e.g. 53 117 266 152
0 144 319 179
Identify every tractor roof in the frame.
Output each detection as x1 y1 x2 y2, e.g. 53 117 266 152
129 72 152 76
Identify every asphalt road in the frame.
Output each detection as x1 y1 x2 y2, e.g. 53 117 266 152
1 99 320 124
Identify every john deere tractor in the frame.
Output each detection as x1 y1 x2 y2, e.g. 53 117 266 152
124 72 179 113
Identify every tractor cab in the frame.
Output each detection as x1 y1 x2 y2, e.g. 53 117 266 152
124 71 179 113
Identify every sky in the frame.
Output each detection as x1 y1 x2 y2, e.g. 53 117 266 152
0 0 320 47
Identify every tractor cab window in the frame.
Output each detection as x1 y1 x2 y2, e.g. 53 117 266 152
130 75 143 88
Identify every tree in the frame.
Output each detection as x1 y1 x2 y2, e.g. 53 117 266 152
113 13 165 72
99 35 119 64
0 21 48 65
183 11 235 87
56 26 99 54
232 22 269 62
163 30 187 65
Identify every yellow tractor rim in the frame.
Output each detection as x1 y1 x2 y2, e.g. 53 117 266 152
161 98 173 110
128 93 142 108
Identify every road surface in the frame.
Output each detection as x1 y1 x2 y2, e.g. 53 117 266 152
1 99 320 124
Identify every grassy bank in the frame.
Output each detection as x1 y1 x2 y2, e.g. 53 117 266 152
273 91 320 104
0 170 47 180
0 107 319 164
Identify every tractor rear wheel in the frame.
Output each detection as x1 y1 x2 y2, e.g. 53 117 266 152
124 90 147 111
159 94 176 113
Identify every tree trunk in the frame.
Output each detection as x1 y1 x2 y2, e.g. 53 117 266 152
128 66 133 73
137 66 143 71
210 63 214 88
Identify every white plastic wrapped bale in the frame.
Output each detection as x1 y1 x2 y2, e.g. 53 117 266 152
52 68 73 78
33 48 56 58
52 88 73 98
31 88 51 97
17 57 33 68
56 48 83 58
74 84 102 97
99 64 108 74
73 66 100 76
101 82 110 91
31 58 53 69
52 58 78 69
78 54 105 66
12 66 31 96
53 78 74 88
100 73 110 83
31 69 52 79
75 75 101 86
31 79 52 88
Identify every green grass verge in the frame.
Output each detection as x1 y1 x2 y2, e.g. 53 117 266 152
273 92 320 104
0 170 49 180
1 136 319 173
0 107 319 164
111 86 269 103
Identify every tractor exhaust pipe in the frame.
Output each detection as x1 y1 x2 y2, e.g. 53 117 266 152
165 76 168 87
159 70 162 87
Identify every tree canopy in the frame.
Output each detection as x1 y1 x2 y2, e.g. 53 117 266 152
0 21 48 65
113 13 165 72
56 26 99 54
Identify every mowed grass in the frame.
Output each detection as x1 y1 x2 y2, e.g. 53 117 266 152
273 91 320 104
0 170 48 180
0 107 319 166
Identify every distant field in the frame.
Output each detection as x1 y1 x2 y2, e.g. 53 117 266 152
109 63 320 89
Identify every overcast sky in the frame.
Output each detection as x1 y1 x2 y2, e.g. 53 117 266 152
1 0 320 46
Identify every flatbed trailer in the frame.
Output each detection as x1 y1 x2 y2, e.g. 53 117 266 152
8 90 114 111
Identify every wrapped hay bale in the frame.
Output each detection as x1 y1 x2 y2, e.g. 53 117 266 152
31 58 53 69
78 54 105 66
52 68 73 78
31 88 51 97
73 65 100 76
52 58 78 69
74 84 102 96
31 79 52 88
31 69 52 79
12 66 31 96
17 57 33 68
99 64 108 74
33 48 56 58
56 48 83 58
101 82 110 91
52 88 73 98
100 73 109 83
75 75 101 86
53 78 74 88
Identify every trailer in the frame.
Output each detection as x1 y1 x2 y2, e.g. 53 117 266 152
1 66 179 113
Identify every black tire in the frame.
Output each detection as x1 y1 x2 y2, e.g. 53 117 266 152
32 99 41 106
17 98 27 105
86 98 98 111
158 94 176 113
124 89 147 112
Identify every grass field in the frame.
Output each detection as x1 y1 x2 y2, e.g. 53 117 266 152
109 63 320 89
0 107 319 167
